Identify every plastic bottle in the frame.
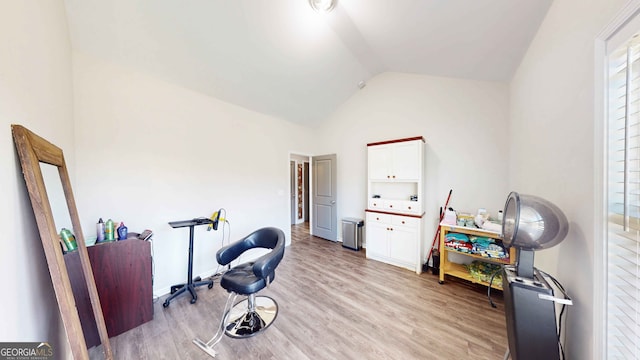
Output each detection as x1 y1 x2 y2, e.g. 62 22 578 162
105 219 115 241
117 222 128 240
60 228 78 252
96 218 105 242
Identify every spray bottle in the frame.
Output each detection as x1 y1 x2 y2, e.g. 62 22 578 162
96 218 105 242
105 219 115 241
60 228 78 252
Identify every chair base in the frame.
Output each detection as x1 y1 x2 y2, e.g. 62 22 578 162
193 337 218 358
224 296 278 338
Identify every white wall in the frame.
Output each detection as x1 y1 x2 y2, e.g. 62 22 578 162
316 72 510 259
509 0 627 358
71 52 316 296
0 0 74 358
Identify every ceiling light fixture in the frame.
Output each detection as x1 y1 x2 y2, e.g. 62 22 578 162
308 0 337 12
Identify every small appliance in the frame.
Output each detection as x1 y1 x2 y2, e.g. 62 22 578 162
500 192 572 360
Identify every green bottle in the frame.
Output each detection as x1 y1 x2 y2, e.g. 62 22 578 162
60 228 78 252
105 219 115 241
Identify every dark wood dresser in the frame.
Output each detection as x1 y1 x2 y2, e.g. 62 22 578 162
65 239 153 348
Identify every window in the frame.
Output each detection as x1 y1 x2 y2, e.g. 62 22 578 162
607 33 640 359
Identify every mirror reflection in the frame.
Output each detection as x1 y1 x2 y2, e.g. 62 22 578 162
40 163 74 250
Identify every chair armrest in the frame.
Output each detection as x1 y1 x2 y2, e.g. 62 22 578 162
216 239 251 266
253 246 285 279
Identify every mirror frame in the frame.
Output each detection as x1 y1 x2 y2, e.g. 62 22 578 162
12 125 112 359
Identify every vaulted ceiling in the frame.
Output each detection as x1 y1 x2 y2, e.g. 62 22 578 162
63 0 552 126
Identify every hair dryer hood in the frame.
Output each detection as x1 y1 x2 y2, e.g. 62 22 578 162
502 192 569 250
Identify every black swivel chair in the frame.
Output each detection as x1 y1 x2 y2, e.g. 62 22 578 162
193 227 285 357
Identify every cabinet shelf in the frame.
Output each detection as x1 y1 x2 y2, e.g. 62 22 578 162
443 262 503 290
439 223 515 289
439 224 501 238
442 247 511 265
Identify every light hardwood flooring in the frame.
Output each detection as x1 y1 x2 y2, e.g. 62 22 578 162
90 222 508 359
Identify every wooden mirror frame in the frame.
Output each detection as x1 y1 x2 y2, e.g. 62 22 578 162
12 125 112 359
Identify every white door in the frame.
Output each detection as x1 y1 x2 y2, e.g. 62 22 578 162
312 154 337 241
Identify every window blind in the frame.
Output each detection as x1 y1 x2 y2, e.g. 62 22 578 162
607 36 640 359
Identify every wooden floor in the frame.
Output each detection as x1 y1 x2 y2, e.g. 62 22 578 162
90 223 508 359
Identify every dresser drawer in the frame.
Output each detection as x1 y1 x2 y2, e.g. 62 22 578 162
383 200 399 212
366 212 392 224
392 215 419 228
368 199 384 210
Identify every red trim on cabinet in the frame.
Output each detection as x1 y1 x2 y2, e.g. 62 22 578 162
365 209 424 218
367 136 425 147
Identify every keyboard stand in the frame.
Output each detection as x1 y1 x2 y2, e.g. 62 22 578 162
163 219 214 307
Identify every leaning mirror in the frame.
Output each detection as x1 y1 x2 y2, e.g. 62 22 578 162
11 125 113 359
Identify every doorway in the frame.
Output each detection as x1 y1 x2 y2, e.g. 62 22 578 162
290 154 311 233
289 153 338 241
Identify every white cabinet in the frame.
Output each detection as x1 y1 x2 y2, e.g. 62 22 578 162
391 141 421 180
368 145 392 180
365 136 425 274
365 213 420 271
368 140 421 180
365 217 389 256
368 199 420 215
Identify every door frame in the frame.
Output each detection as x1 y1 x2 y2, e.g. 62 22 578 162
289 152 313 231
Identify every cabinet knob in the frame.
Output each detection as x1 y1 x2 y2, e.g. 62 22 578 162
401 221 405 224
389 205 393 208
390 227 393 231
373 203 377 206
386 227 390 231
387 175 390 179
408 206 412 210
376 217 380 220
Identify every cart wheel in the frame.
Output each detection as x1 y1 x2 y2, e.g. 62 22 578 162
438 280 444 285
190 298 197 304
194 276 201 282
208 282 214 289
163 301 170 308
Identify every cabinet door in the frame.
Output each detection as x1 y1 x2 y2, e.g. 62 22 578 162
389 225 417 264
392 141 421 180
366 222 389 257
368 145 391 180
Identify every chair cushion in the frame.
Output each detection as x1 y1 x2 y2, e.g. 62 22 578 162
220 262 276 295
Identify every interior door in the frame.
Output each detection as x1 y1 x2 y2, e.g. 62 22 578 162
312 154 337 241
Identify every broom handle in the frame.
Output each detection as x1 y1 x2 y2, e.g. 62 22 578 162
427 189 453 262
